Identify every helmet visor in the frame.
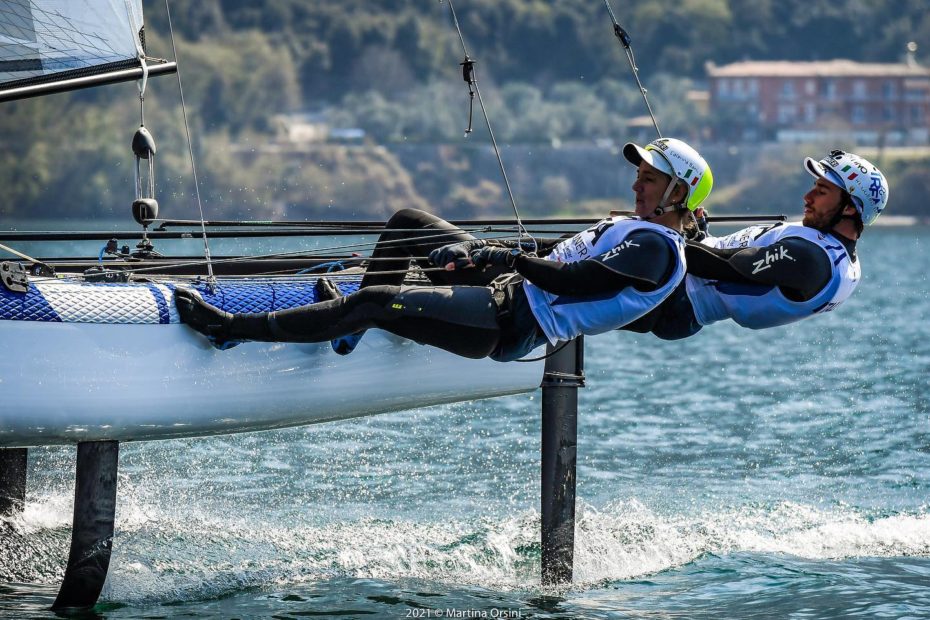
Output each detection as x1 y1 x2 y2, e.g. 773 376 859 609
623 143 673 177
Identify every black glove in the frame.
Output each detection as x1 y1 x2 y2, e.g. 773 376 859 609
687 210 709 242
429 239 488 269
470 246 521 270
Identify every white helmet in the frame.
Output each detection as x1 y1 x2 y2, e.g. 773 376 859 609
804 150 888 226
623 137 713 212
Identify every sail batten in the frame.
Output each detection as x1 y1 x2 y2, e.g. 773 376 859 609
0 0 153 96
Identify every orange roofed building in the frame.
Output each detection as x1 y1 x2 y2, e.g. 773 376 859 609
706 59 930 145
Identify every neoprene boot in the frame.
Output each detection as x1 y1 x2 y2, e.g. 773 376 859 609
174 288 273 347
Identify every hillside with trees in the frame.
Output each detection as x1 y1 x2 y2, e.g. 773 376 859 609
1 0 928 221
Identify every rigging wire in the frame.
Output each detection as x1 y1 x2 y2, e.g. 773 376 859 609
441 0 537 254
163 0 216 287
27 219 576 282
0 241 44 265
602 0 662 139
518 3 661 364
70 227 533 278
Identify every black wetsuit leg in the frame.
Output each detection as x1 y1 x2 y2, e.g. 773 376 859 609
268 284 503 359
361 208 509 288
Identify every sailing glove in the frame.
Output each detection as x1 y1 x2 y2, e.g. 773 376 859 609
686 210 709 242
429 239 489 269
470 246 521 270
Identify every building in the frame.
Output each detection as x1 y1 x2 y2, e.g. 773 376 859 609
706 59 930 144
272 112 366 145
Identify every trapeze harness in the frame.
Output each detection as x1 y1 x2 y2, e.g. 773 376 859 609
642 223 859 339
523 217 686 344
688 223 859 328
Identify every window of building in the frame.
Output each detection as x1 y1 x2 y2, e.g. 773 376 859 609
884 80 897 99
718 79 730 97
778 104 796 123
911 105 924 123
824 79 837 100
883 104 895 122
781 80 795 98
853 80 867 100
748 79 759 96
805 79 816 96
852 104 866 124
906 81 929 101
805 103 816 123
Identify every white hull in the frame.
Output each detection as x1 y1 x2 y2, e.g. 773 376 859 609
0 321 543 447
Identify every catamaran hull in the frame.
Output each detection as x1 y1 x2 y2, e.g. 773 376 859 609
0 276 543 447
0 320 542 447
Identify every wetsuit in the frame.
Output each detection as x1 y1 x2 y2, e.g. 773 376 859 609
175 215 686 362
626 222 860 340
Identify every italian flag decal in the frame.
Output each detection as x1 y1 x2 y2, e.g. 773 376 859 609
841 165 858 181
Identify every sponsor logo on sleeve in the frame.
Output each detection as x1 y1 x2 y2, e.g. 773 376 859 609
601 239 640 261
751 246 795 274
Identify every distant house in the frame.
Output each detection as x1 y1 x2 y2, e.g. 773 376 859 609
274 112 330 144
273 112 366 144
706 59 930 145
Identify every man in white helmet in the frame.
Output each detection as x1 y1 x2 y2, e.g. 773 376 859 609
627 149 888 339
176 138 715 361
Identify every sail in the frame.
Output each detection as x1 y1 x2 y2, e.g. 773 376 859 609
0 0 173 100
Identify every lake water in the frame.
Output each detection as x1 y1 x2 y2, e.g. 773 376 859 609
1 226 928 618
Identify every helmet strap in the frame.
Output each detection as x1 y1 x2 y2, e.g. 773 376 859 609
648 179 683 219
650 204 679 218
821 194 854 233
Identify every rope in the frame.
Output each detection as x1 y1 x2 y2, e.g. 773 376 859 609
602 0 662 139
0 241 42 264
441 0 537 254
95 227 495 276
164 0 215 286
514 339 571 363
33 227 538 281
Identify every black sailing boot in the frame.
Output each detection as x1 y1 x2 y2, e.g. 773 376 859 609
174 287 273 349
314 277 365 355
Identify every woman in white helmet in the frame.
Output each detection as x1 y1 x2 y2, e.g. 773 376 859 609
175 138 714 361
628 149 888 339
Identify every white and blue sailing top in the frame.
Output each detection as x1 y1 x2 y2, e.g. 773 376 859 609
524 217 687 344
686 223 860 329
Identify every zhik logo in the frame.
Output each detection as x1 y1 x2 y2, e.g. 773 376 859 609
751 246 794 274
601 239 640 261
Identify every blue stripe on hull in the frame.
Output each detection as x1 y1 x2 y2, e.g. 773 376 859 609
1 277 362 324
148 284 171 324
0 284 62 322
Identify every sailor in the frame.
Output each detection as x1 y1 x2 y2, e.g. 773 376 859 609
175 138 714 361
627 150 889 339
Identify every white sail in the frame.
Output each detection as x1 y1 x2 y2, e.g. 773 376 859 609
0 0 144 89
